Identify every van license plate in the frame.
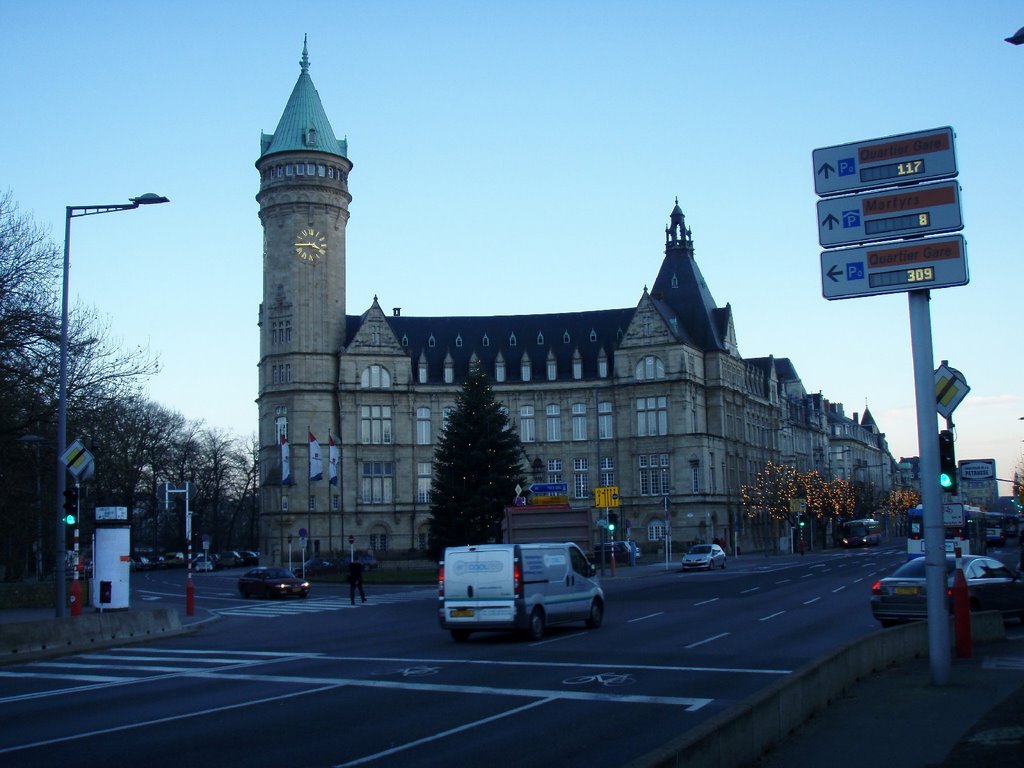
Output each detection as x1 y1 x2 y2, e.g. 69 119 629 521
450 608 474 618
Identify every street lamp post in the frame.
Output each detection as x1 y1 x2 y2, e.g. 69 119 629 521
55 194 169 618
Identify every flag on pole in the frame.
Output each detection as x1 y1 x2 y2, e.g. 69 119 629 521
281 435 292 485
309 431 323 481
328 433 339 486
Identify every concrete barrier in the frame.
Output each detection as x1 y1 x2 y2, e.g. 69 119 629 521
624 612 1007 768
1 608 188 664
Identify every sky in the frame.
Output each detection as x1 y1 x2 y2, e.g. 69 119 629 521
3 1 1022 495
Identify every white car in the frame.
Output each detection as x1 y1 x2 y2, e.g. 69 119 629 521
681 543 727 571
192 555 216 572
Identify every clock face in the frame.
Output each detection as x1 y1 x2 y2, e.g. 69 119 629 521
294 228 327 262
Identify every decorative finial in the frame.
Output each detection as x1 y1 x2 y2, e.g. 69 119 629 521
300 35 310 74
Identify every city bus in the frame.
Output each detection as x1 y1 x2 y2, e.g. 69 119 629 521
838 518 882 547
906 503 985 559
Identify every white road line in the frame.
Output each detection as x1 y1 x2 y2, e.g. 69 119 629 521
740 587 761 594
685 632 729 649
759 611 786 622
803 597 821 605
775 579 791 585
801 573 814 579
528 632 587 647
693 598 719 607
334 698 555 767
832 585 846 593
0 684 341 756
628 612 664 623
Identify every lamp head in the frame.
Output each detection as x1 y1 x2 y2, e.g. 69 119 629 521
130 193 170 205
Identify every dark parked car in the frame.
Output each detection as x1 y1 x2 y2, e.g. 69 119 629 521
871 555 1024 627
237 567 310 599
340 552 379 571
299 558 340 576
593 541 639 562
240 550 260 566
216 551 243 569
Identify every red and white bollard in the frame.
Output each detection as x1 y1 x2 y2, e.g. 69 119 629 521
952 546 972 658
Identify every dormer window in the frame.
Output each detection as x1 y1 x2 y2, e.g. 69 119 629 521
428 334 436 348
306 128 318 146
455 334 463 348
536 332 545 345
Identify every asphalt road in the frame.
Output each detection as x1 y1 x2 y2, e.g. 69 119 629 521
0 545 918 767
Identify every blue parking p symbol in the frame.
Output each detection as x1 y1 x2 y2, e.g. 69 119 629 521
846 262 865 281
838 157 856 176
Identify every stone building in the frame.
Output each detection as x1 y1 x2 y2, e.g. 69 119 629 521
255 42 894 564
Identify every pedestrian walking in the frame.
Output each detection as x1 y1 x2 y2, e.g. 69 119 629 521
348 556 366 604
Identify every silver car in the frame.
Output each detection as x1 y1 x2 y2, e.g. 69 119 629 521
870 555 1024 627
681 543 727 571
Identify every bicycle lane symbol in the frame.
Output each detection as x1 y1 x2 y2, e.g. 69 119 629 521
562 672 636 687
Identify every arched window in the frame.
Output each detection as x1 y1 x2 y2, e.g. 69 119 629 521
360 364 392 388
634 355 665 381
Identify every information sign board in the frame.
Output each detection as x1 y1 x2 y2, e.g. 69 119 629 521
816 181 962 248
820 234 967 300
813 127 957 197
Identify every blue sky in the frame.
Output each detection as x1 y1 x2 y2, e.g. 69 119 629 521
4 1 1022 493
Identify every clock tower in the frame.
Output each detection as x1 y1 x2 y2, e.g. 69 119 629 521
256 38 351 559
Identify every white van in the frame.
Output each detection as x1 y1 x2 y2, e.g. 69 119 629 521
438 542 604 641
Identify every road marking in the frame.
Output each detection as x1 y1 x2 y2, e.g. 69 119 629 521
831 585 846 593
803 597 821 605
628 612 664 623
801 573 815 579
0 684 341 756
528 631 587 647
334 699 556 766
759 611 786 622
685 632 730 649
693 598 719 607
775 579 791 585
741 587 761 594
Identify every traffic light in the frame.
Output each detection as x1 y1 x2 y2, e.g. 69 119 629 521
62 487 78 525
608 512 618 535
938 429 958 494
798 516 806 528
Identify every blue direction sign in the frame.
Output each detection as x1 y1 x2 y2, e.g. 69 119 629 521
529 483 568 494
817 181 963 248
819 234 968 300
813 127 957 197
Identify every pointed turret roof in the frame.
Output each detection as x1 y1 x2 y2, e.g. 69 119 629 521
260 36 347 159
648 200 728 352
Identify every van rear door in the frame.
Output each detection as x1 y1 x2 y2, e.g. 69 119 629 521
443 545 517 627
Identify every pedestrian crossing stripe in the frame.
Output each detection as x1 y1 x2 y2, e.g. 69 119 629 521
215 592 429 618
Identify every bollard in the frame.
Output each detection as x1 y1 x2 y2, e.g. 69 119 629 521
952 546 972 658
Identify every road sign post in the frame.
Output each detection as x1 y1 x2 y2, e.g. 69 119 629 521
813 127 968 686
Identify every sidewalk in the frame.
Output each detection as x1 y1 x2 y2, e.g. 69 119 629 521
750 633 1024 768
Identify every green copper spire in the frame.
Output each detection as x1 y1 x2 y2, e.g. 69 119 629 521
260 36 347 159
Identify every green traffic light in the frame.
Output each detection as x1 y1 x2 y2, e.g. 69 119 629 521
63 514 76 525
940 472 954 489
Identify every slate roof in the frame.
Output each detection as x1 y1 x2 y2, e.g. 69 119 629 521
649 202 728 352
260 37 347 160
348 306 635 384
343 202 730 386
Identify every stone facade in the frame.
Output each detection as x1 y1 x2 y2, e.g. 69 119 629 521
255 43 895 565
